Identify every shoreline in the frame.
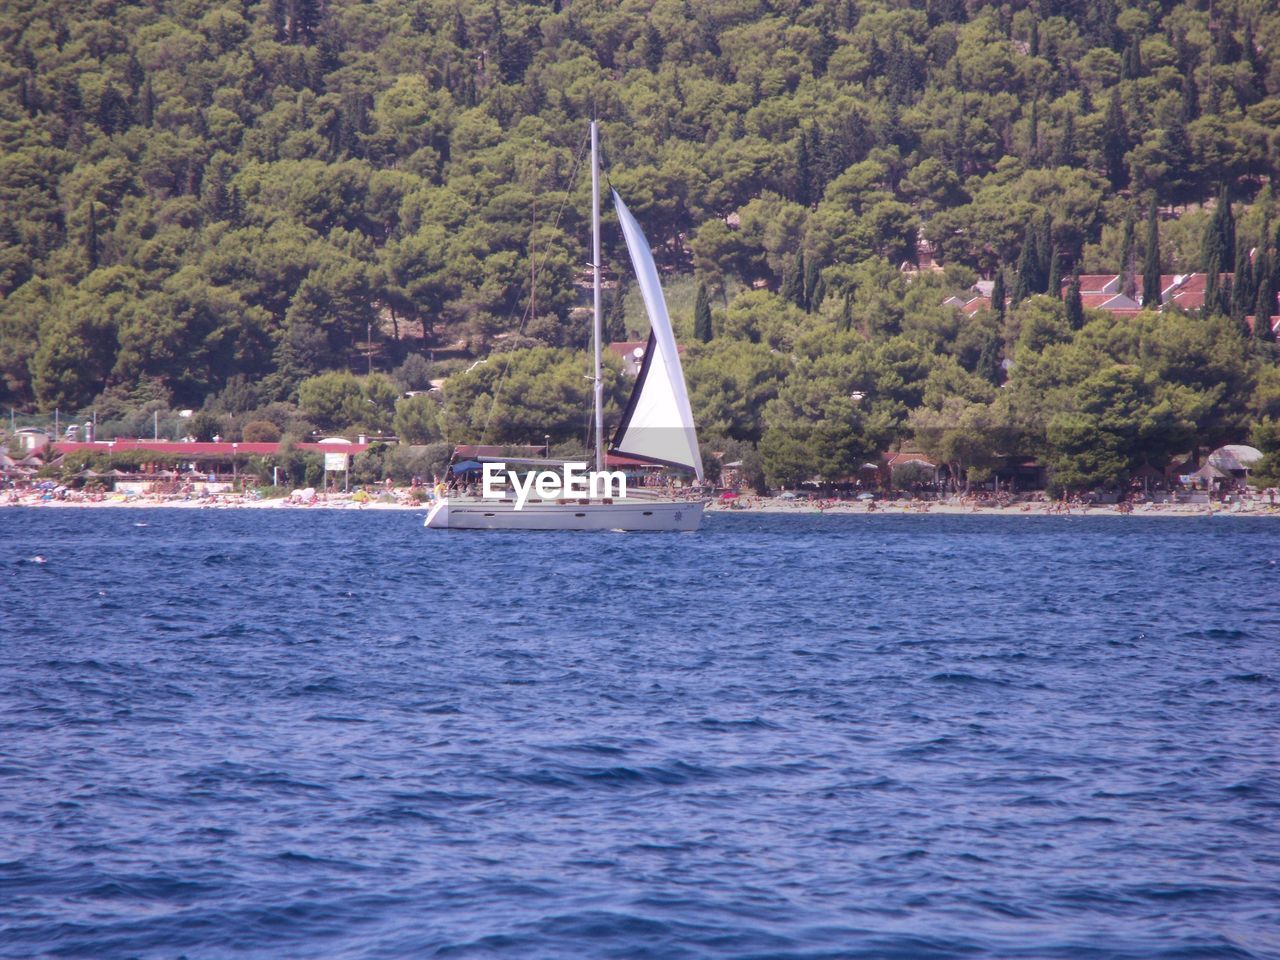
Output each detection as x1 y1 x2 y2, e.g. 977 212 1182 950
3 493 1275 518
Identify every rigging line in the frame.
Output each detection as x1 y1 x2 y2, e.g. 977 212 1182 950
475 129 591 446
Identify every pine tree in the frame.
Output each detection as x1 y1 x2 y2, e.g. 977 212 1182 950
693 282 713 342
1065 276 1085 329
1142 196 1162 307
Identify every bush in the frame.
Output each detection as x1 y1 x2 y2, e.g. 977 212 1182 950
242 420 281 443
386 442 452 483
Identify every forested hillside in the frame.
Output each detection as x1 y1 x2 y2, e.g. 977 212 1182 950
3 0 1280 488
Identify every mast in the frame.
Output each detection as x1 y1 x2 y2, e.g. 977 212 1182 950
591 120 605 474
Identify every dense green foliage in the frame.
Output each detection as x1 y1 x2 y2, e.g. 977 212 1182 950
2 0 1279 489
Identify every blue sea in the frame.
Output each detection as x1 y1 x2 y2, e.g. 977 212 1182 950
2 510 1278 959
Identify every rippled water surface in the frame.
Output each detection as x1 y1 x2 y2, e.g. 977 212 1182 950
2 509 1278 959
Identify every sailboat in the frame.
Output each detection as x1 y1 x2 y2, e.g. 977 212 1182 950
424 122 705 532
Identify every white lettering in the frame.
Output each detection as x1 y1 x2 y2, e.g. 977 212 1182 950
589 470 628 499
509 469 536 510
482 462 506 500
482 462 630 510
534 471 560 499
563 462 588 496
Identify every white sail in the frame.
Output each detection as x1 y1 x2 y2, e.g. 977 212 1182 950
608 191 704 481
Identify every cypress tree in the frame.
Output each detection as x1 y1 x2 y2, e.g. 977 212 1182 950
782 251 805 308
1241 19 1263 105
644 24 664 72
1231 241 1254 323
1203 187 1234 316
1119 211 1136 299
1255 269 1275 342
693 282 713 342
84 201 99 270
294 0 322 45
976 335 1001 386
1122 36 1142 79
1066 276 1085 330
607 277 629 342
1012 236 1034 305
1217 184 1236 260
1034 213 1052 292
795 132 811 207
990 267 1006 320
1272 221 1280 305
138 77 155 126
811 273 827 313
1181 69 1199 121
1142 196 1162 307
1254 232 1274 337
1047 248 1061 299
803 255 820 312
1027 99 1039 164
1102 89 1129 189
1054 111 1076 166
1204 252 1219 317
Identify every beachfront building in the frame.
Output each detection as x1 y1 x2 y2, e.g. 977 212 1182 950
46 438 373 493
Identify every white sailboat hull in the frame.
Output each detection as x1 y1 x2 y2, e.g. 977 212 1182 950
424 497 703 531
